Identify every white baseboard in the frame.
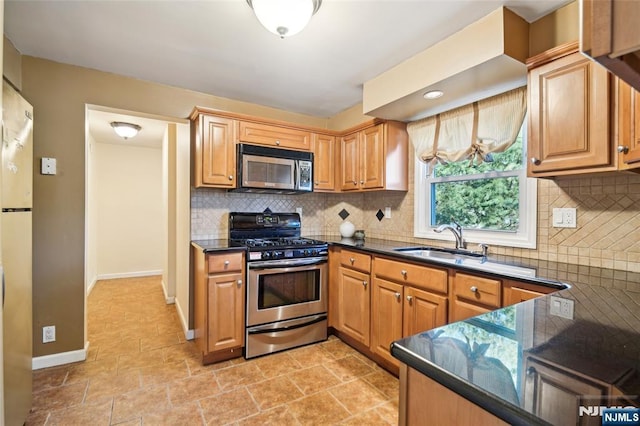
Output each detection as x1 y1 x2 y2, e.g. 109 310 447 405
175 297 194 340
97 270 162 280
161 279 176 304
87 277 98 296
32 342 90 370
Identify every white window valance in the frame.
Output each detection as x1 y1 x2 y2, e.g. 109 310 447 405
408 86 527 165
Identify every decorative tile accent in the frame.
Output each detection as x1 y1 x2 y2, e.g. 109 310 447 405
338 209 350 220
376 209 384 221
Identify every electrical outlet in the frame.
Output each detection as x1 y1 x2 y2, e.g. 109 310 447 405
385 207 391 219
549 296 574 320
552 208 577 228
43 325 56 343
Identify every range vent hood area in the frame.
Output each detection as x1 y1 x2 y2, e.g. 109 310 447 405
363 7 529 122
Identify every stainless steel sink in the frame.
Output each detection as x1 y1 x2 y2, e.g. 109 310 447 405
392 246 538 278
393 246 484 260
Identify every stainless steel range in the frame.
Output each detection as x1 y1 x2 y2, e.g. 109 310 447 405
229 211 328 358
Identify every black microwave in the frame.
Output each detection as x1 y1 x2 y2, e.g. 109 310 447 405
232 144 313 194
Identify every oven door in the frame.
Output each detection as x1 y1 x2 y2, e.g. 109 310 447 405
247 258 327 327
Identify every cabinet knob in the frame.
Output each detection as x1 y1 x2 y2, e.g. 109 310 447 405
360 180 364 185
530 157 541 165
314 181 319 185
224 260 230 266
526 366 536 376
353 181 357 186
362 280 368 288
394 292 401 301
401 270 407 277
618 145 630 154
275 140 280 145
406 295 413 303
237 279 242 287
470 286 478 293
228 175 233 180
349 257 355 264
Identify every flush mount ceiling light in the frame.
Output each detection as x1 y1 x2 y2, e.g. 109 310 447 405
110 121 141 140
246 0 322 38
423 90 444 100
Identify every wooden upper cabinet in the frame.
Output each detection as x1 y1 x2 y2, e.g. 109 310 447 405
192 114 237 188
312 133 336 191
339 121 408 192
238 121 311 151
617 79 640 169
340 132 360 191
527 45 613 177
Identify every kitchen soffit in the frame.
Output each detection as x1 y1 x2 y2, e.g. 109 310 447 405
4 1 571 119
364 7 530 121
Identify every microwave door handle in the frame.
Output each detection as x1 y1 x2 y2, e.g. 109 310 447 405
294 160 300 190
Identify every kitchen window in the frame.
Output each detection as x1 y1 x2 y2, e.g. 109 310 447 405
412 88 537 249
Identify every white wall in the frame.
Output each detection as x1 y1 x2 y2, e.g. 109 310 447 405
86 132 98 292
94 142 163 278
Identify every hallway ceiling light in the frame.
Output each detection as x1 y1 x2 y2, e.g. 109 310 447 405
246 0 322 38
423 90 444 100
110 121 141 139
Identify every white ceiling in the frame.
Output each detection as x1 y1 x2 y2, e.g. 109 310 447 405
5 0 571 121
87 109 170 149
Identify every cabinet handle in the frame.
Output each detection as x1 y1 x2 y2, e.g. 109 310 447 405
362 280 368 288
237 279 242 287
224 260 230 266
530 157 541 165
470 286 478 293
228 175 233 180
406 295 413 303
275 140 280 145
401 270 407 277
394 292 401 301
349 257 355 264
618 145 630 154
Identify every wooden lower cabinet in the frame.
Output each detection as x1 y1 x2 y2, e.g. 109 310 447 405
523 357 608 426
193 248 245 364
371 278 404 364
403 286 447 337
450 271 501 322
399 364 508 426
503 280 555 306
337 265 371 346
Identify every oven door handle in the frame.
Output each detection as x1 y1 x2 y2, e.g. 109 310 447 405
247 314 327 335
248 257 327 269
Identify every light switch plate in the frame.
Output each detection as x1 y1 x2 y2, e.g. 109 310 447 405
549 295 574 319
41 157 57 175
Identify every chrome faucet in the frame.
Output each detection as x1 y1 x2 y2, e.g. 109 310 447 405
434 221 466 249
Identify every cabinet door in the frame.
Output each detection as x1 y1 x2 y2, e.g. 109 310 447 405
360 124 384 189
403 287 447 337
312 133 336 191
523 357 607 426
200 115 236 187
528 52 611 175
207 272 244 353
618 80 640 168
338 266 370 346
340 132 360 191
238 121 311 150
371 278 403 365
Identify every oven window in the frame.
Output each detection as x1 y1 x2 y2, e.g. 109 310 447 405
258 269 320 309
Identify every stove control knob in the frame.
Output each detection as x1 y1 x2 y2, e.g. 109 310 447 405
262 252 271 260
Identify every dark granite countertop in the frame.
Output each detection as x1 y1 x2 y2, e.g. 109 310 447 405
191 239 245 253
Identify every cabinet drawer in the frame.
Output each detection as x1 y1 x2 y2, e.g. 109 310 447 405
207 252 244 274
339 249 371 273
373 257 447 294
238 121 311 150
452 272 501 308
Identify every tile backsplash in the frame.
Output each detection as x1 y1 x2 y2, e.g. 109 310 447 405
191 172 640 274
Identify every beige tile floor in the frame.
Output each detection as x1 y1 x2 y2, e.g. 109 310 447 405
26 276 399 425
